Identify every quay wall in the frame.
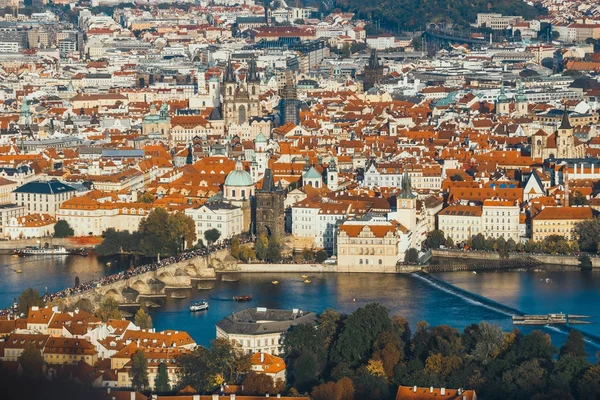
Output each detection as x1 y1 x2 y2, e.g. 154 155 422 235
0 238 97 253
222 263 421 274
432 249 600 268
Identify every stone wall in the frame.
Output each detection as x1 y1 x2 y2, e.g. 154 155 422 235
225 263 421 274
432 249 600 268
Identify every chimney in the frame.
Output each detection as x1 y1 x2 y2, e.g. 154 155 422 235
441 388 446 395
413 386 417 393
107 388 111 394
230 395 236 400
430 387 434 394
260 352 264 363
211 395 218 400
130 392 136 400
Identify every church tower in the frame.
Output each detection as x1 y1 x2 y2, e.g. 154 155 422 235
396 169 417 233
557 109 574 159
223 57 261 128
327 157 338 191
495 84 510 115
515 82 528 116
364 49 384 91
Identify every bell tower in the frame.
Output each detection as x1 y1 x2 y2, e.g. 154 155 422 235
396 168 417 233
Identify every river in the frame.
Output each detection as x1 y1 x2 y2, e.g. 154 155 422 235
1 254 599 359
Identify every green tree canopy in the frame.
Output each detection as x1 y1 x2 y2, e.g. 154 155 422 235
18 343 44 378
404 248 419 263
559 330 586 359
131 350 149 392
154 362 171 393
574 218 600 252
204 228 221 246
426 230 446 249
18 288 44 314
54 220 74 238
255 233 269 261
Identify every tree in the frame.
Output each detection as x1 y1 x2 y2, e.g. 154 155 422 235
578 254 592 270
138 209 196 256
404 248 419 263
96 297 122 322
559 330 586 359
266 237 282 262
571 191 589 206
74 276 80 288
312 381 337 400
503 359 549 398
574 218 600 252
366 359 386 377
204 228 221 246
445 237 454 248
241 371 279 395
18 343 44 378
331 303 392 367
451 173 464 181
131 350 149 392
302 248 314 262
550 355 591 394
506 237 517 253
578 364 600 400
472 233 486 250
471 322 505 362
54 220 74 238
134 307 153 329
230 237 241 259
426 230 446 249
69 298 94 314
315 249 328 263
255 234 269 261
154 362 170 393
238 246 255 262
18 288 44 314
139 192 155 203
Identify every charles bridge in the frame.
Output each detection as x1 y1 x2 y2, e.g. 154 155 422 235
64 248 235 307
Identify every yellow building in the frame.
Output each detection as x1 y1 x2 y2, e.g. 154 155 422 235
532 206 593 242
43 337 98 366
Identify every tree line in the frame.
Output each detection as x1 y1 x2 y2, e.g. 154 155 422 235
96 208 196 257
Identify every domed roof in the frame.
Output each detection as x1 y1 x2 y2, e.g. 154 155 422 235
225 162 253 187
255 132 268 143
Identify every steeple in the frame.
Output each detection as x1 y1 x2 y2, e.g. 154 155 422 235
327 156 337 172
368 48 379 69
398 168 416 199
248 57 259 82
225 58 235 83
559 108 572 130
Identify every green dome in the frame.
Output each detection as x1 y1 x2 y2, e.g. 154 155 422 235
225 163 253 187
255 133 268 143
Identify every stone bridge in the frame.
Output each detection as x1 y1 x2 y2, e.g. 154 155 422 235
65 249 236 307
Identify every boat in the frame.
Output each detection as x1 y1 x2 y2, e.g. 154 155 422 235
301 275 308 279
106 262 112 267
189 299 209 312
222 275 239 282
271 280 279 285
233 295 253 302
171 293 188 299
15 269 22 273
304 279 311 284
14 246 87 257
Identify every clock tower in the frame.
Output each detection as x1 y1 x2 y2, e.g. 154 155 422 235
396 168 417 232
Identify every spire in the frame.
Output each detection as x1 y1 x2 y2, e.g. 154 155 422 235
398 168 416 199
369 48 379 69
225 57 234 82
248 57 259 82
559 107 572 130
261 168 276 192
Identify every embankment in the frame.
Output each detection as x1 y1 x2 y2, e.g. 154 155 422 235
217 263 421 274
0 237 101 253
432 249 600 269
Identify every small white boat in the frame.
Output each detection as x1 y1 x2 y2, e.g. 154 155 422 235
189 300 209 312
472 271 477 274
271 280 279 285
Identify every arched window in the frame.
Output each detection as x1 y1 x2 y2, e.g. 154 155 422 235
359 259 363 265
228 87 232 96
231 189 236 198
252 86 256 96
241 190 246 198
378 259 383 265
314 181 319 188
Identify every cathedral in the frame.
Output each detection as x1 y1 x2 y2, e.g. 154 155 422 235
531 111 585 160
223 58 261 127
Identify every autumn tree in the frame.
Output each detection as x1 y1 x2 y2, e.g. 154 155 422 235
230 237 241 259
578 364 600 400
96 297 121 322
18 288 44 314
134 307 153 329
131 350 149 392
241 372 280 395
255 233 269 261
139 192 155 203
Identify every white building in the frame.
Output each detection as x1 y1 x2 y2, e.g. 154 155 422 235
184 202 243 245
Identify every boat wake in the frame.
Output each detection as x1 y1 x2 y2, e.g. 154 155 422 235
412 271 600 348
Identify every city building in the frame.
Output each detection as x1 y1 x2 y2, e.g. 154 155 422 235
216 308 317 355
12 180 77 216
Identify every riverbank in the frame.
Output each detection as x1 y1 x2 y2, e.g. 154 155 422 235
432 249 600 268
0 237 101 253
218 263 421 274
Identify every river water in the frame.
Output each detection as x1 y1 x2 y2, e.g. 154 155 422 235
1 253 599 358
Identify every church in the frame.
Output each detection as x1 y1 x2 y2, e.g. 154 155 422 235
223 58 261 127
531 111 585 160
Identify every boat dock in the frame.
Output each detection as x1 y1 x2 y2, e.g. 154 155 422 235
512 314 594 325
